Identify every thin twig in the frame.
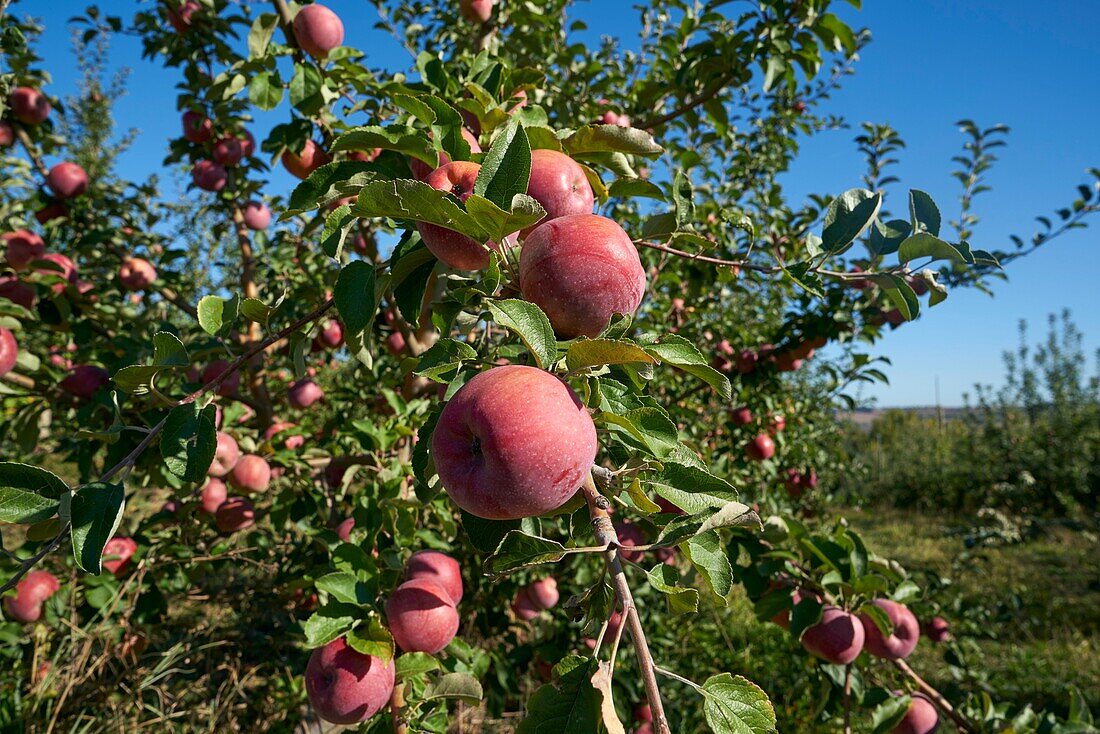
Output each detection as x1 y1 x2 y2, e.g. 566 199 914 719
893 658 977 733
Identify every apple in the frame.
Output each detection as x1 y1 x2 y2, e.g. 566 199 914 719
215 497 255 533
922 616 950 643
230 454 272 493
335 517 355 541
432 365 597 520
745 434 775 462
731 406 753 426
801 606 865 664
384 578 460 654
735 349 758 374
200 477 228 513
46 162 88 200
102 536 137 577
181 110 212 143
119 257 157 291
305 636 395 724
314 319 343 349
0 121 14 147
167 0 201 32
292 4 345 59
385 332 406 356
774 351 803 372
3 570 61 623
525 577 559 610
860 599 920 660
265 421 305 450
60 365 109 399
523 149 595 235
243 200 271 230
520 214 646 338
192 160 228 192
3 229 45 271
459 0 495 23
613 520 646 563
0 278 36 309
635 703 653 723
288 378 324 409
202 359 240 396
405 550 464 604
513 588 540 620
9 87 51 125
209 431 240 477
892 693 939 734
282 139 330 179
417 161 516 270
771 587 821 629
212 136 243 167
36 253 78 294
768 414 786 434
408 128 481 180
0 327 17 378
886 308 906 327
35 201 67 224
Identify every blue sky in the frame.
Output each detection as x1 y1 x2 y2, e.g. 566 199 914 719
20 0 1099 406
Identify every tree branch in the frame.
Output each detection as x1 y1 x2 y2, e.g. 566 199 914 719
893 658 977 734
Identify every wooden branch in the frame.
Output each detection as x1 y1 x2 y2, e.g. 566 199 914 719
893 658 977 733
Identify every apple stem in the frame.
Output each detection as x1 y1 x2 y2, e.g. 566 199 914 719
390 680 407 734
581 472 671 734
893 658 977 733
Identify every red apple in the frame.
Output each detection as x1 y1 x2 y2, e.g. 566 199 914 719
0 327 17 378
860 599 920 660
892 693 939 734
215 497 255 532
202 359 240 397
36 253 78 294
209 431 240 477
35 201 67 224
288 378 324 409
745 434 775 462
192 160 228 192
768 414 786 434
525 577 559 610
314 319 343 349
335 517 355 541
0 121 14 148
519 214 646 338
405 550 464 604
418 161 516 270
282 139 330 179
212 136 243 167
230 454 271 493
181 110 212 143
408 128 481 180
265 421 305 450
60 365 109 399
385 578 460 654
200 477 228 513
101 536 137 577
801 606 865 664
119 257 157 291
9 87 51 125
292 4 345 59
774 351 803 372
305 636 394 724
922 616 950 643
459 0 495 23
3 229 45 271
167 0 201 32
731 406 753 426
385 332 406 356
432 365 597 520
46 162 88 199
735 349 758 374
0 278 36 309
3 569 61 622
523 149 595 235
513 588 540 620
243 200 271 230
613 520 646 563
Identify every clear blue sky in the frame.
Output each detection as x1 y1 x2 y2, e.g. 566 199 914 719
20 1 1100 407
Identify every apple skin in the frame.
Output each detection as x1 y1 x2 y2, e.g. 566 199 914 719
167 0 201 32
731 406 753 426
192 160 228 192
0 121 12 147
47 162 88 199
181 110 212 143
405 550 464 605
314 319 344 349
3 570 61 623
9 87 51 125
230 454 272 493
208 431 240 477
432 365 597 520
860 599 920 660
745 434 775 462
417 161 515 270
384 578 460 654
102 537 137 577
408 128 481 181
525 576 559 610
212 136 243 167
202 359 240 397
305 636 395 725
200 477 228 514
0 327 18 377
35 201 67 224
265 421 305 450
735 349 758 374
292 4 345 59
385 332 406 356
37 253 78 294
768 414 786 434
922 616 950 643
282 139 330 179
513 588 540 620
288 378 324 409
335 517 355 541
523 149 595 235
243 200 271 230
119 257 157 291
459 0 495 23
60 365 110 399
892 693 939 734
801 606 865 665
3 229 45 270
0 278 36 309
520 214 646 339
215 497 255 533
613 520 647 563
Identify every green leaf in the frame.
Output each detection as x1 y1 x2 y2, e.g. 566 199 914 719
908 189 941 236
414 338 478 382
248 70 283 110
865 274 919 321
239 298 272 325
334 261 377 337
646 563 699 614
197 294 239 337
653 502 759 547
822 189 882 254
485 531 567 576
0 463 67 524
684 530 734 599
302 602 361 648
315 572 373 605
424 672 483 703
352 179 491 242
608 178 666 200
285 160 377 215
565 338 656 372
463 193 546 243
289 62 323 112
331 125 436 165
516 656 602 734
160 404 217 482
461 512 520 554
866 218 911 257
474 119 531 210
151 332 189 366
643 464 733 514
897 233 969 264
871 695 911 733
485 299 558 369
701 673 777 734
70 482 125 574
562 125 663 158
644 335 732 400
600 408 678 458
346 615 394 661
396 652 440 679
247 13 278 58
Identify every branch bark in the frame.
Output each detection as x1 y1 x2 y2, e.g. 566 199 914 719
893 658 977 734
581 472 670 734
